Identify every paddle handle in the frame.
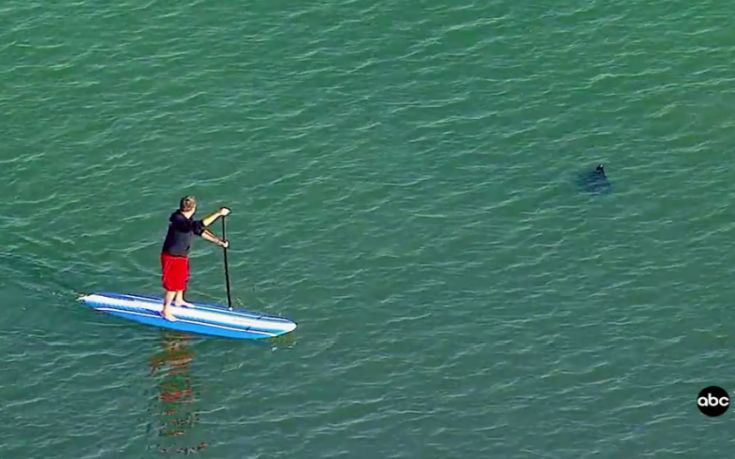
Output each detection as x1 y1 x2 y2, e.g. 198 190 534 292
222 216 233 310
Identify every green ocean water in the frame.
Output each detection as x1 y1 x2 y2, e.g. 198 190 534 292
2 1 735 457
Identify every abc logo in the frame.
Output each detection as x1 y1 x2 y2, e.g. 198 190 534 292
697 386 730 417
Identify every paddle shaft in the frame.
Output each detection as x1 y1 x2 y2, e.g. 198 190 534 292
222 216 233 310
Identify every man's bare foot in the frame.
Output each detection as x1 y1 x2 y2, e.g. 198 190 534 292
176 301 195 308
162 307 177 321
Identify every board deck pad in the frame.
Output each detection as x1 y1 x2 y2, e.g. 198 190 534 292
79 292 296 340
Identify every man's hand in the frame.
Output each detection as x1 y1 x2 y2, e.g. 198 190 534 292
221 239 229 249
219 207 231 217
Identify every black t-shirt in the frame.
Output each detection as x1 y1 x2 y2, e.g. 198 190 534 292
161 210 205 257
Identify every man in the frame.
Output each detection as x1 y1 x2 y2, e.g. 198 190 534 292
161 196 230 321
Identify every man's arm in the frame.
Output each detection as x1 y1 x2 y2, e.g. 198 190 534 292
201 228 228 248
201 207 230 227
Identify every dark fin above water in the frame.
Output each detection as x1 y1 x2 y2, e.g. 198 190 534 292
577 163 612 194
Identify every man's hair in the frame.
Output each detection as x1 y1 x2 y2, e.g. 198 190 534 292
179 195 197 212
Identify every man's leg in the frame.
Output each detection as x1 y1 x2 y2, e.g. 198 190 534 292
175 290 194 308
162 290 177 321
174 257 194 308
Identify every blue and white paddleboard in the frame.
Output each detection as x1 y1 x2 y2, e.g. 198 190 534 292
79 292 296 340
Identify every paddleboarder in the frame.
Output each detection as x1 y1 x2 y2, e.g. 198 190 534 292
161 196 230 321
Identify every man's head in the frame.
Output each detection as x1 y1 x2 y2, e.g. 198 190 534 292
596 164 605 174
179 195 197 214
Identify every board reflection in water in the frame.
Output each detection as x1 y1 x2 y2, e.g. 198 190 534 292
147 331 207 455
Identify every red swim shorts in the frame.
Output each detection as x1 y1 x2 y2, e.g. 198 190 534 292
161 252 189 291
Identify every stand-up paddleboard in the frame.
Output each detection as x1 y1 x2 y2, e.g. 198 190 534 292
79 292 297 340
79 214 295 339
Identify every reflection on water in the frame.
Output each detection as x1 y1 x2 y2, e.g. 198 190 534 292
148 331 207 455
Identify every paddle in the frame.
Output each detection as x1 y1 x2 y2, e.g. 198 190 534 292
222 215 233 310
